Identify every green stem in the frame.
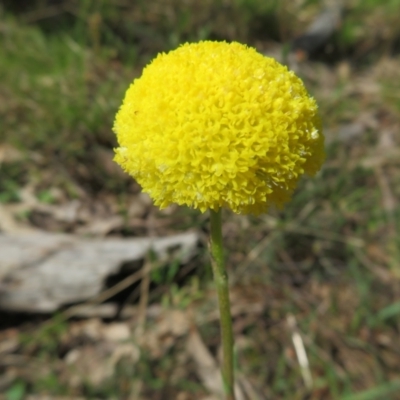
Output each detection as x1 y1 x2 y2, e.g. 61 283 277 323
209 208 235 400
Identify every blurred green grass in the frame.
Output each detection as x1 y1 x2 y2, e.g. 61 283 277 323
1 1 400 399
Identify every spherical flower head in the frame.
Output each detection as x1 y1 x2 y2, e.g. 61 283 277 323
113 41 324 214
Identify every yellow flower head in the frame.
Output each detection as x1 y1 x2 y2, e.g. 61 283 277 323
114 41 324 214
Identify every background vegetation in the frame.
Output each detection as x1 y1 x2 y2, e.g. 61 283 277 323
1 0 400 399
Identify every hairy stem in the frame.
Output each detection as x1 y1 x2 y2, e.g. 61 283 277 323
209 208 235 400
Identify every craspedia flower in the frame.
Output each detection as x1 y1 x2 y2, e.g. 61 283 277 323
113 41 324 214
